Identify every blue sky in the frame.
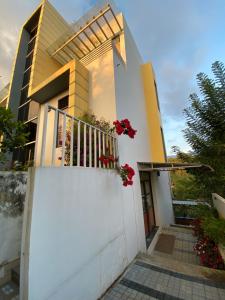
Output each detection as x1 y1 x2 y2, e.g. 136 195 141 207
1 0 225 155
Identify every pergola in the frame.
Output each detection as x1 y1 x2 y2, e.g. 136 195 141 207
49 4 123 65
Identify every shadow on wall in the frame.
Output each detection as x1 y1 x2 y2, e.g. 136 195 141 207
0 172 27 217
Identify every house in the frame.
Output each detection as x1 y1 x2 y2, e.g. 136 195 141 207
0 0 174 299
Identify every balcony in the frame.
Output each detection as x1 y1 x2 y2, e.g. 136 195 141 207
37 104 118 168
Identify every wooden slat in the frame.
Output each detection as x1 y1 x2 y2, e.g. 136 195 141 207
52 5 111 56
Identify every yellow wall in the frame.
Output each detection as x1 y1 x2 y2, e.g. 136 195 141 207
69 61 89 118
30 59 89 118
29 0 71 94
141 63 166 162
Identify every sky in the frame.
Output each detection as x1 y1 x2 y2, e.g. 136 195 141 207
1 0 225 155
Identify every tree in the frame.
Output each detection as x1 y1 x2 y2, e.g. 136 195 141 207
0 107 28 164
174 61 225 198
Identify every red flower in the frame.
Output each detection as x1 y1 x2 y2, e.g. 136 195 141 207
120 164 135 187
99 155 117 167
113 119 137 139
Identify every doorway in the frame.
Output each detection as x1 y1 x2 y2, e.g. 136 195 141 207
140 172 156 245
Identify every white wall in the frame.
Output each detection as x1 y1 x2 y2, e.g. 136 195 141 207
21 167 145 300
151 172 174 226
212 193 225 219
113 21 173 232
112 22 154 259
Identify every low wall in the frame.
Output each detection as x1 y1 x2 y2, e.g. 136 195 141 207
0 172 27 264
212 193 225 219
21 167 145 300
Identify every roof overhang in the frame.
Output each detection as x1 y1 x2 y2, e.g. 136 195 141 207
48 4 123 65
29 62 73 103
138 162 214 172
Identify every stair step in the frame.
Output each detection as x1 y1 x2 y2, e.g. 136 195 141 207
137 253 225 283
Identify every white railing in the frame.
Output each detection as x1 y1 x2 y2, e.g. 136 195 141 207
40 104 118 168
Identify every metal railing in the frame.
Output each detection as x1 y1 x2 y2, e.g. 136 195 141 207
40 104 118 168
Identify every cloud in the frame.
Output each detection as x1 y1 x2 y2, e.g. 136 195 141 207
0 0 41 89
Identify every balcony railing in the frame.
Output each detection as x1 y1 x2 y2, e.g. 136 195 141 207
39 105 118 168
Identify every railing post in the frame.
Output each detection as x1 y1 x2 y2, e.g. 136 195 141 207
77 121 81 166
61 113 67 166
70 118 74 167
84 123 87 167
98 131 101 168
94 128 97 168
113 137 116 169
89 127 92 167
41 104 49 167
102 133 105 168
51 109 58 166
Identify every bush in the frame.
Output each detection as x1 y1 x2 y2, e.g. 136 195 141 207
202 217 225 246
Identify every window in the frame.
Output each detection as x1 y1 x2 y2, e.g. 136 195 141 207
22 67 31 87
57 96 69 147
25 51 34 70
58 96 69 110
20 86 29 105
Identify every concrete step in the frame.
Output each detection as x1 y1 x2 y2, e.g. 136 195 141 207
137 252 225 283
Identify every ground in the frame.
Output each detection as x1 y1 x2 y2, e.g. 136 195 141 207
102 226 225 300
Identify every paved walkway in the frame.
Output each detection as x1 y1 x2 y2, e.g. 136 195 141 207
152 226 199 265
102 226 225 300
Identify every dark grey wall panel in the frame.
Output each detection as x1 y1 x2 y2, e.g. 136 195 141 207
8 29 30 119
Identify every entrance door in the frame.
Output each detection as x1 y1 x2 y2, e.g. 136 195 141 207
140 172 156 239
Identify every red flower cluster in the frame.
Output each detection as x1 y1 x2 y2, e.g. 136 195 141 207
113 119 137 139
120 164 135 187
99 155 116 166
194 237 224 270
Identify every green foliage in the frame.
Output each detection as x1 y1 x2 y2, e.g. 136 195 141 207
168 156 206 200
202 217 225 246
191 204 225 246
174 61 225 198
191 204 218 219
0 107 28 163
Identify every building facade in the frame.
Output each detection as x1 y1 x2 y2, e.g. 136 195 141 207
0 1 174 299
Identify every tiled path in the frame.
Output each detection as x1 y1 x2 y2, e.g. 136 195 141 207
152 226 200 265
102 227 225 300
